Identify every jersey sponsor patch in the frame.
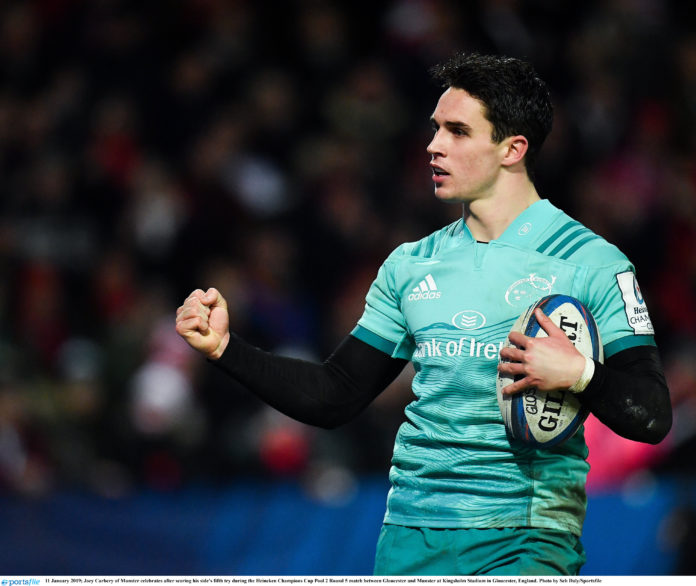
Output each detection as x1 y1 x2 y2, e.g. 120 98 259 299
451 309 486 330
616 271 654 335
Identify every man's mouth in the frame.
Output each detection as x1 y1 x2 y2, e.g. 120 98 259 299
431 166 449 180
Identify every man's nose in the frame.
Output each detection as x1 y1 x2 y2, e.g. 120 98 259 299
427 132 444 156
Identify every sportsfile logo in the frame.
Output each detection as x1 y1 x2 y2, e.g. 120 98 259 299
408 274 441 301
2 580 40 586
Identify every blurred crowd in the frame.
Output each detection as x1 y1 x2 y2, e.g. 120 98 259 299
0 0 695 529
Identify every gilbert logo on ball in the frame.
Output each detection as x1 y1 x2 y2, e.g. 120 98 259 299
497 294 603 448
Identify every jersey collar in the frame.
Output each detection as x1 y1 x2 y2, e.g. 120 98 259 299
497 199 561 248
459 199 560 249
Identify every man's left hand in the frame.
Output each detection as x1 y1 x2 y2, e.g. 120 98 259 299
498 308 586 395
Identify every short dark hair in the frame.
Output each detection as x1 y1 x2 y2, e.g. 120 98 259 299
430 52 553 180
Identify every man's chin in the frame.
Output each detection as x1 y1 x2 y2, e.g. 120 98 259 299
434 189 464 204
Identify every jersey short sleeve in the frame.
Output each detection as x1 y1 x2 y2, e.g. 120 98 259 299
352 246 415 360
582 257 656 358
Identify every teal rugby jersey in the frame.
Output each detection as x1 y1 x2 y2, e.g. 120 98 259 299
352 199 656 536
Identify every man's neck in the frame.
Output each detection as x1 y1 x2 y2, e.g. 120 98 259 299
463 180 541 242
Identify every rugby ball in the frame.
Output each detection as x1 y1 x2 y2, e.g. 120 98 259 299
496 294 603 448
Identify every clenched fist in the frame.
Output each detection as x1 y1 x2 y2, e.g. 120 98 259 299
175 288 230 360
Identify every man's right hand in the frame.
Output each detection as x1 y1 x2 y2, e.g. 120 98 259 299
175 288 230 360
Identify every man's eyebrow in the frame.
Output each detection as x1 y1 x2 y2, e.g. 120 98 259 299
430 117 472 133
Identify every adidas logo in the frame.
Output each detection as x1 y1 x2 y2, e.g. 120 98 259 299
408 274 442 301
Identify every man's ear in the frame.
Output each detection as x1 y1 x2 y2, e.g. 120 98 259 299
501 135 529 167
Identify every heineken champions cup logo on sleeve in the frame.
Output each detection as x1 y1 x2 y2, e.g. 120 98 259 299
616 271 654 335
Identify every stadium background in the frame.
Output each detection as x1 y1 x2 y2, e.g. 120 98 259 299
0 0 695 576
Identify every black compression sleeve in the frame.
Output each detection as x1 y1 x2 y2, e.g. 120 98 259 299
578 345 672 444
210 333 408 429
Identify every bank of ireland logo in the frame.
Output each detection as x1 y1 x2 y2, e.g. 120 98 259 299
505 273 557 307
451 310 486 330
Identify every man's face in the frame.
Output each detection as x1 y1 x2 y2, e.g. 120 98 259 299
427 87 508 203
